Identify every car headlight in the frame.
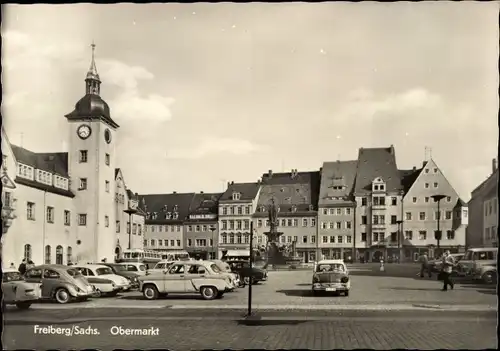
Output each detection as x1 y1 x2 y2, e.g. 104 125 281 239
340 276 349 283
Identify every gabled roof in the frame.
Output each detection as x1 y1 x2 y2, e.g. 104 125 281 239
256 171 320 213
399 167 422 193
11 145 69 177
219 182 260 202
188 192 223 215
354 146 403 195
140 192 196 222
318 161 358 205
471 169 498 197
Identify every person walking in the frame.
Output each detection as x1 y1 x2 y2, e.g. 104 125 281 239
18 259 27 275
419 253 432 278
441 250 455 291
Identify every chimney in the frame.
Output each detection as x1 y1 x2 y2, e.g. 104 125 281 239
268 169 273 178
200 191 204 194
231 181 234 185
412 166 416 171
227 182 230 188
493 158 497 174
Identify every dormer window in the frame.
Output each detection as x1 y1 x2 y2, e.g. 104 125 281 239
152 212 158 220
260 205 266 212
173 212 179 219
165 212 171 219
17 163 34 180
146 212 151 219
291 205 297 213
232 192 241 201
372 178 386 193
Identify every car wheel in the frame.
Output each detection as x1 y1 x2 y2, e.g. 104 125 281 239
482 272 496 285
200 286 218 300
15 301 32 309
143 284 159 300
94 289 102 298
54 288 71 304
344 290 349 297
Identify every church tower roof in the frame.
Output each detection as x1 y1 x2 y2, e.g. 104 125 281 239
65 42 119 128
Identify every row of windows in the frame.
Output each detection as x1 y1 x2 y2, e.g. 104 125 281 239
360 215 400 225
27 202 74 225
23 244 73 264
79 150 110 166
17 163 69 190
484 199 498 217
145 239 182 247
320 221 352 230
404 210 453 221
148 225 182 232
410 196 452 204
187 239 214 247
322 208 352 216
359 230 456 242
187 224 216 232
257 218 317 228
116 221 142 235
485 226 498 240
147 211 180 220
221 219 251 230
220 205 252 216
360 196 398 206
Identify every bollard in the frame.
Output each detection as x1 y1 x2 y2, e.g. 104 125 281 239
380 259 385 272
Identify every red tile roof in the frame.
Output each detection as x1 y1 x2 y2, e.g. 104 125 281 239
354 146 403 195
319 160 358 206
219 182 261 202
11 145 69 177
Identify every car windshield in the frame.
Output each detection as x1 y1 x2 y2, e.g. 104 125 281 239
317 264 345 273
3 271 24 282
67 269 83 277
210 264 221 273
96 267 114 275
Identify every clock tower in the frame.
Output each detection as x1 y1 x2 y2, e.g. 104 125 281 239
65 43 120 263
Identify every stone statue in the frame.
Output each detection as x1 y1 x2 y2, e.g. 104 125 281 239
267 197 278 231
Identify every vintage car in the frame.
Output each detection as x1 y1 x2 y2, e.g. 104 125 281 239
429 253 464 273
85 277 119 297
207 260 241 288
477 263 497 284
116 262 148 276
312 260 350 296
226 260 268 285
99 263 140 290
24 265 94 304
139 261 234 300
74 264 131 291
2 268 42 309
146 260 176 275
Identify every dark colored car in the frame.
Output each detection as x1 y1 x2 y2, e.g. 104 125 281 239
227 260 268 285
100 263 140 290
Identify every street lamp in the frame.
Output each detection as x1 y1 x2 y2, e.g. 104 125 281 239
396 219 403 263
431 194 446 257
245 222 256 318
209 225 216 260
124 199 139 250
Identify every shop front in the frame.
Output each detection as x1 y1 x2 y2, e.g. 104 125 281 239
296 249 316 263
187 248 208 261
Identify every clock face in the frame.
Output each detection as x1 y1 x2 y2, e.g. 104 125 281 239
77 124 91 139
104 129 112 144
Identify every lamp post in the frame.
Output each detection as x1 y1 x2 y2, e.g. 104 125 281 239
124 198 139 250
431 194 446 257
396 219 403 263
245 222 256 318
209 225 216 260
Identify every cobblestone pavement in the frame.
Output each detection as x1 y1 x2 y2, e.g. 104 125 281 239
26 269 493 309
4 312 496 350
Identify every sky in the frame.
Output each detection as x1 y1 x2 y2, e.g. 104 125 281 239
2 3 498 200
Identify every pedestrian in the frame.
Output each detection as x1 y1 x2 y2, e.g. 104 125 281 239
419 253 432 278
440 250 455 291
18 259 27 275
26 260 35 270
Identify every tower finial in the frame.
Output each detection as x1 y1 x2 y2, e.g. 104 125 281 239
85 40 101 95
87 40 99 80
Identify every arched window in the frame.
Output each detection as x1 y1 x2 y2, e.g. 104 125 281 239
56 245 64 264
45 245 51 264
67 246 73 264
24 244 32 261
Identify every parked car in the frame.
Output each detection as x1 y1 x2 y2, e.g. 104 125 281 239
457 247 497 279
2 268 42 309
206 260 241 288
85 277 119 297
24 265 94 304
139 261 234 300
74 264 131 292
312 259 350 296
227 260 267 285
477 263 497 284
99 263 140 290
146 260 175 276
116 262 147 276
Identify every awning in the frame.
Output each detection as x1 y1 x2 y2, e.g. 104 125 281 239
226 249 250 257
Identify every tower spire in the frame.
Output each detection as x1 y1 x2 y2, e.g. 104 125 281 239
85 41 101 95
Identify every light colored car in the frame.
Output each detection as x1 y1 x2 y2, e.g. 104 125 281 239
74 264 131 291
312 259 350 296
207 260 241 288
477 263 497 284
116 262 148 276
146 260 175 275
139 261 234 300
458 247 497 279
2 268 42 309
429 253 464 273
85 277 119 297
24 265 94 304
